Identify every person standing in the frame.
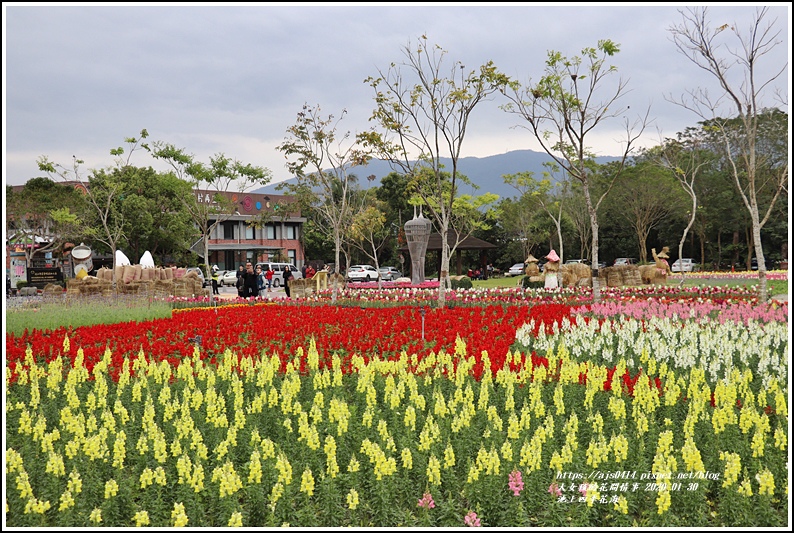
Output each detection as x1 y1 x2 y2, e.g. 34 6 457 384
243 262 259 299
211 265 220 295
283 264 294 298
265 266 274 292
256 265 267 297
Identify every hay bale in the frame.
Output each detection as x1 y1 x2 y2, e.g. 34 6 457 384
621 265 643 286
605 267 623 287
43 283 63 295
560 262 591 287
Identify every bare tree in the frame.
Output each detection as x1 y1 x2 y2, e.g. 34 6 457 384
361 36 506 307
500 40 649 300
277 104 372 302
668 6 788 302
650 135 713 282
503 162 571 264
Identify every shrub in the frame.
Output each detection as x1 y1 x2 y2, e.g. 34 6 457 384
521 276 544 289
450 276 473 290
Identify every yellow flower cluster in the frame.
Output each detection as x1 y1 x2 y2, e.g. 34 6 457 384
211 461 243 498
346 488 359 510
756 469 775 496
719 451 741 488
228 511 243 527
300 468 315 497
133 510 150 526
427 455 442 485
104 479 119 499
171 502 189 527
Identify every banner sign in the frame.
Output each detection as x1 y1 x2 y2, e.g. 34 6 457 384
27 267 63 288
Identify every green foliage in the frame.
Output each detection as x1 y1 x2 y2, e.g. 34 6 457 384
5 295 172 336
521 276 544 289
449 276 472 290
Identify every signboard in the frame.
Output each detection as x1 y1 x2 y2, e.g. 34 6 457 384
10 257 26 289
27 268 64 289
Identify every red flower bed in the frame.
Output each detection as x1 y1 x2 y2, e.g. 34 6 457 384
6 303 576 383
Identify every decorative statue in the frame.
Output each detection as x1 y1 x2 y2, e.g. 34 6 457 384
524 254 540 277
544 249 560 289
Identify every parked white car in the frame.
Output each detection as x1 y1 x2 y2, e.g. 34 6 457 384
671 258 698 272
346 265 379 282
507 263 525 277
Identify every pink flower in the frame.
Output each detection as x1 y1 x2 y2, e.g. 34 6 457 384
548 482 562 498
464 511 481 527
579 483 589 496
417 492 435 509
508 470 524 496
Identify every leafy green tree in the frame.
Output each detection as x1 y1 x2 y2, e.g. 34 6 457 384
5 177 88 267
37 130 151 276
669 7 788 301
110 166 195 263
150 142 271 302
362 35 507 307
499 40 649 300
606 159 690 264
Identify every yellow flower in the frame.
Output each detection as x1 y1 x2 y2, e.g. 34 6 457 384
737 478 753 497
427 455 441 485
300 468 315 497
133 510 150 526
614 496 628 514
401 448 413 470
58 490 75 512
346 488 359 510
89 508 102 524
104 479 119 499
228 511 243 527
171 502 189 527
756 469 775 496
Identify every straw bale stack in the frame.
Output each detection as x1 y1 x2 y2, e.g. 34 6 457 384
560 262 591 287
42 283 64 296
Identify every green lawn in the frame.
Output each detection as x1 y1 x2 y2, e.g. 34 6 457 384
472 273 788 296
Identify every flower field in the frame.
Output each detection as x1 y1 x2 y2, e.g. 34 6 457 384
4 286 789 527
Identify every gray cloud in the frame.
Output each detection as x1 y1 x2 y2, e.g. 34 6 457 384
4 3 789 186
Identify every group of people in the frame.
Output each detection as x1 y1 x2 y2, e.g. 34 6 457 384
467 264 494 281
232 262 293 299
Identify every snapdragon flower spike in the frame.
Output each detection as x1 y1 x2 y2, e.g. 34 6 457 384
508 470 524 496
417 492 435 509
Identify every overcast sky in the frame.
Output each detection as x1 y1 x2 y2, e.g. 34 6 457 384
3 3 790 188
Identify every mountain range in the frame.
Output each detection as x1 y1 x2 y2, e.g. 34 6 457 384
255 149 620 200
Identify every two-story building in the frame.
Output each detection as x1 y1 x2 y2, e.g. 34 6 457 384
194 188 306 272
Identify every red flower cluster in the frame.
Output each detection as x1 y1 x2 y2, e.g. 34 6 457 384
6 303 576 383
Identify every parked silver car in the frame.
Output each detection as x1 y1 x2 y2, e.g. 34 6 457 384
378 266 402 281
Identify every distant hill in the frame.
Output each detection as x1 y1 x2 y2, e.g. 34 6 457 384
255 149 620 200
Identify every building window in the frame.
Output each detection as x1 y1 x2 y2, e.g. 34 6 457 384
223 221 235 240
283 225 296 240
245 224 254 240
266 224 276 240
288 249 296 265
